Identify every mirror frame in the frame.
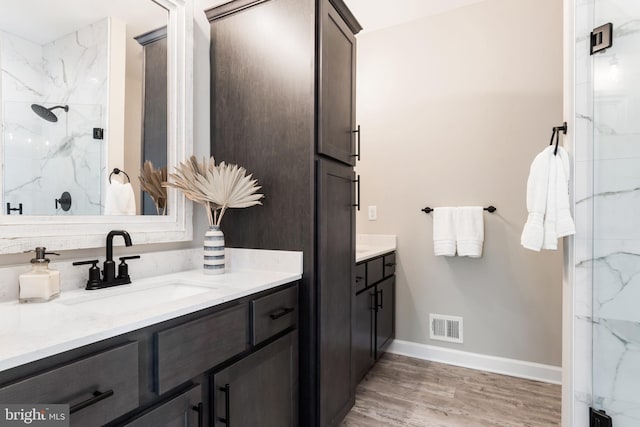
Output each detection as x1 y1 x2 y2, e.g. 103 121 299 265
0 0 194 254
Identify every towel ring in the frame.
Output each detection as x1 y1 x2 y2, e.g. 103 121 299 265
109 168 130 183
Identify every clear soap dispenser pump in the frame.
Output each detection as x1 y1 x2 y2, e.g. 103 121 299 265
19 247 61 303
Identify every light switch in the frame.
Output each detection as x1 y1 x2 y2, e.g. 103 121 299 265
368 205 377 221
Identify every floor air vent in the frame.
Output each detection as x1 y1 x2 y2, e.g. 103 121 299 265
430 314 463 343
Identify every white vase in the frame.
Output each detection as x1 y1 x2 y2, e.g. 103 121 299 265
203 225 225 274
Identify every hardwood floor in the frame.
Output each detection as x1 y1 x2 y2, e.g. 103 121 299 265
342 353 561 427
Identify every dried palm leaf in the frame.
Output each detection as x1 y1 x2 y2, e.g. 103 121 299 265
139 161 168 215
163 156 263 226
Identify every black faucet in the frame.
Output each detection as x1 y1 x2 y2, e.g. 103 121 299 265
73 230 140 290
103 230 132 283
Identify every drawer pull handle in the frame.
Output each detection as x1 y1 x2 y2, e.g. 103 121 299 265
385 262 395 267
192 402 204 427
355 276 364 282
70 389 114 414
218 384 230 425
269 307 295 320
377 289 384 310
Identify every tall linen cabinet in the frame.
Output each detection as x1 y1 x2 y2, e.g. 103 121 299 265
206 0 361 426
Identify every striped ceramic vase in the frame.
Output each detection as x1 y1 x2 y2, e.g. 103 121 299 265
203 225 225 274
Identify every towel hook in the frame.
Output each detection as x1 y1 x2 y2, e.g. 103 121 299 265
109 168 130 184
549 122 567 156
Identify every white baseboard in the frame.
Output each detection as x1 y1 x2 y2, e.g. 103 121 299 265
387 339 562 385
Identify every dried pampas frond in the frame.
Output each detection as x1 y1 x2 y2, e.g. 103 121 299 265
139 161 167 215
163 156 263 226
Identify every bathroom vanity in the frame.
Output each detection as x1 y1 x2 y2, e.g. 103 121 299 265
353 236 397 385
0 264 301 427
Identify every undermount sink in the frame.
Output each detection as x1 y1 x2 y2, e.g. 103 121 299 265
60 280 222 316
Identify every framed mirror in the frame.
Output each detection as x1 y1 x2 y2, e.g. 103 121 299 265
0 0 193 253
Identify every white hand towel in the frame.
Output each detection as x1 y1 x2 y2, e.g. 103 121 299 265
521 146 553 251
555 146 576 238
433 207 456 256
542 149 559 250
104 181 136 215
455 207 484 258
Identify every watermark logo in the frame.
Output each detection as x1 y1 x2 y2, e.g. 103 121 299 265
0 405 69 427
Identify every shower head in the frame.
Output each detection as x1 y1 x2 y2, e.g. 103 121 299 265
30 104 69 123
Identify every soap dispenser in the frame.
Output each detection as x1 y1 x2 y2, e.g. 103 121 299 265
19 247 61 303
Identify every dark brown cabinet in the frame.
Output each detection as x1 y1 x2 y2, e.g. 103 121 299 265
317 160 355 426
0 283 299 427
206 1 361 426
212 332 298 427
123 384 202 427
352 253 396 385
375 276 395 356
352 287 375 383
134 28 168 215
319 0 357 166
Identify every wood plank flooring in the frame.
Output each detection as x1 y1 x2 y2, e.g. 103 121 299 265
342 353 561 427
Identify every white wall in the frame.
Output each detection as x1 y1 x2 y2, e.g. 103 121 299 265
355 0 564 366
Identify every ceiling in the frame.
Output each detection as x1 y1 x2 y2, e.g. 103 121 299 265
0 0 167 45
343 0 488 33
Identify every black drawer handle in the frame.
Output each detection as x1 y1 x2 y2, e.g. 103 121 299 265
355 276 364 282
70 389 114 414
192 402 204 427
369 292 376 311
351 125 361 161
385 262 396 267
353 175 360 211
377 289 383 310
269 307 295 320
218 384 230 425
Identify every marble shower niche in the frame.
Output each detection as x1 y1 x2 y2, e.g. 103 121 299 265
0 19 107 215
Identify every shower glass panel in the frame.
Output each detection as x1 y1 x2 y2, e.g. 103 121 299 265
3 101 103 215
592 0 640 425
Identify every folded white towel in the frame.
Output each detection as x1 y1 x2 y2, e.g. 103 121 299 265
521 146 553 251
433 207 456 256
104 181 136 215
456 206 484 258
554 146 576 238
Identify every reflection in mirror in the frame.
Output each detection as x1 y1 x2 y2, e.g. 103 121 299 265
0 0 168 216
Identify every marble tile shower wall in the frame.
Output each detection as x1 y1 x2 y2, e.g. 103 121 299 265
574 0 640 426
1 19 107 215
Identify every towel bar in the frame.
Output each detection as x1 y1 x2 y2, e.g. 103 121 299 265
421 206 496 214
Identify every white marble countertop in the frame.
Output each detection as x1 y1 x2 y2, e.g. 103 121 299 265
0 250 302 373
356 234 397 263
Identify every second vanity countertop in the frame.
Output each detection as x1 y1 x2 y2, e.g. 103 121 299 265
356 234 397 263
0 250 302 373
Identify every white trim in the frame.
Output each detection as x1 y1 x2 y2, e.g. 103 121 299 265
562 0 576 426
0 0 194 254
388 339 562 385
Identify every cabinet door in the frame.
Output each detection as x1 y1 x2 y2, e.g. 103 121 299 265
319 0 357 166
375 277 395 358
212 332 298 427
123 384 202 427
317 159 355 426
353 288 375 384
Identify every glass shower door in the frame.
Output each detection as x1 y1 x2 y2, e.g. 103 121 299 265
591 1 640 426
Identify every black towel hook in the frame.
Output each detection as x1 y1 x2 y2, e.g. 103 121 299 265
549 122 567 156
109 168 130 183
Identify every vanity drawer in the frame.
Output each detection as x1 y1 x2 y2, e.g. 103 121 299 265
251 285 298 346
0 342 139 427
384 253 396 277
155 303 249 394
354 263 366 292
366 257 384 287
